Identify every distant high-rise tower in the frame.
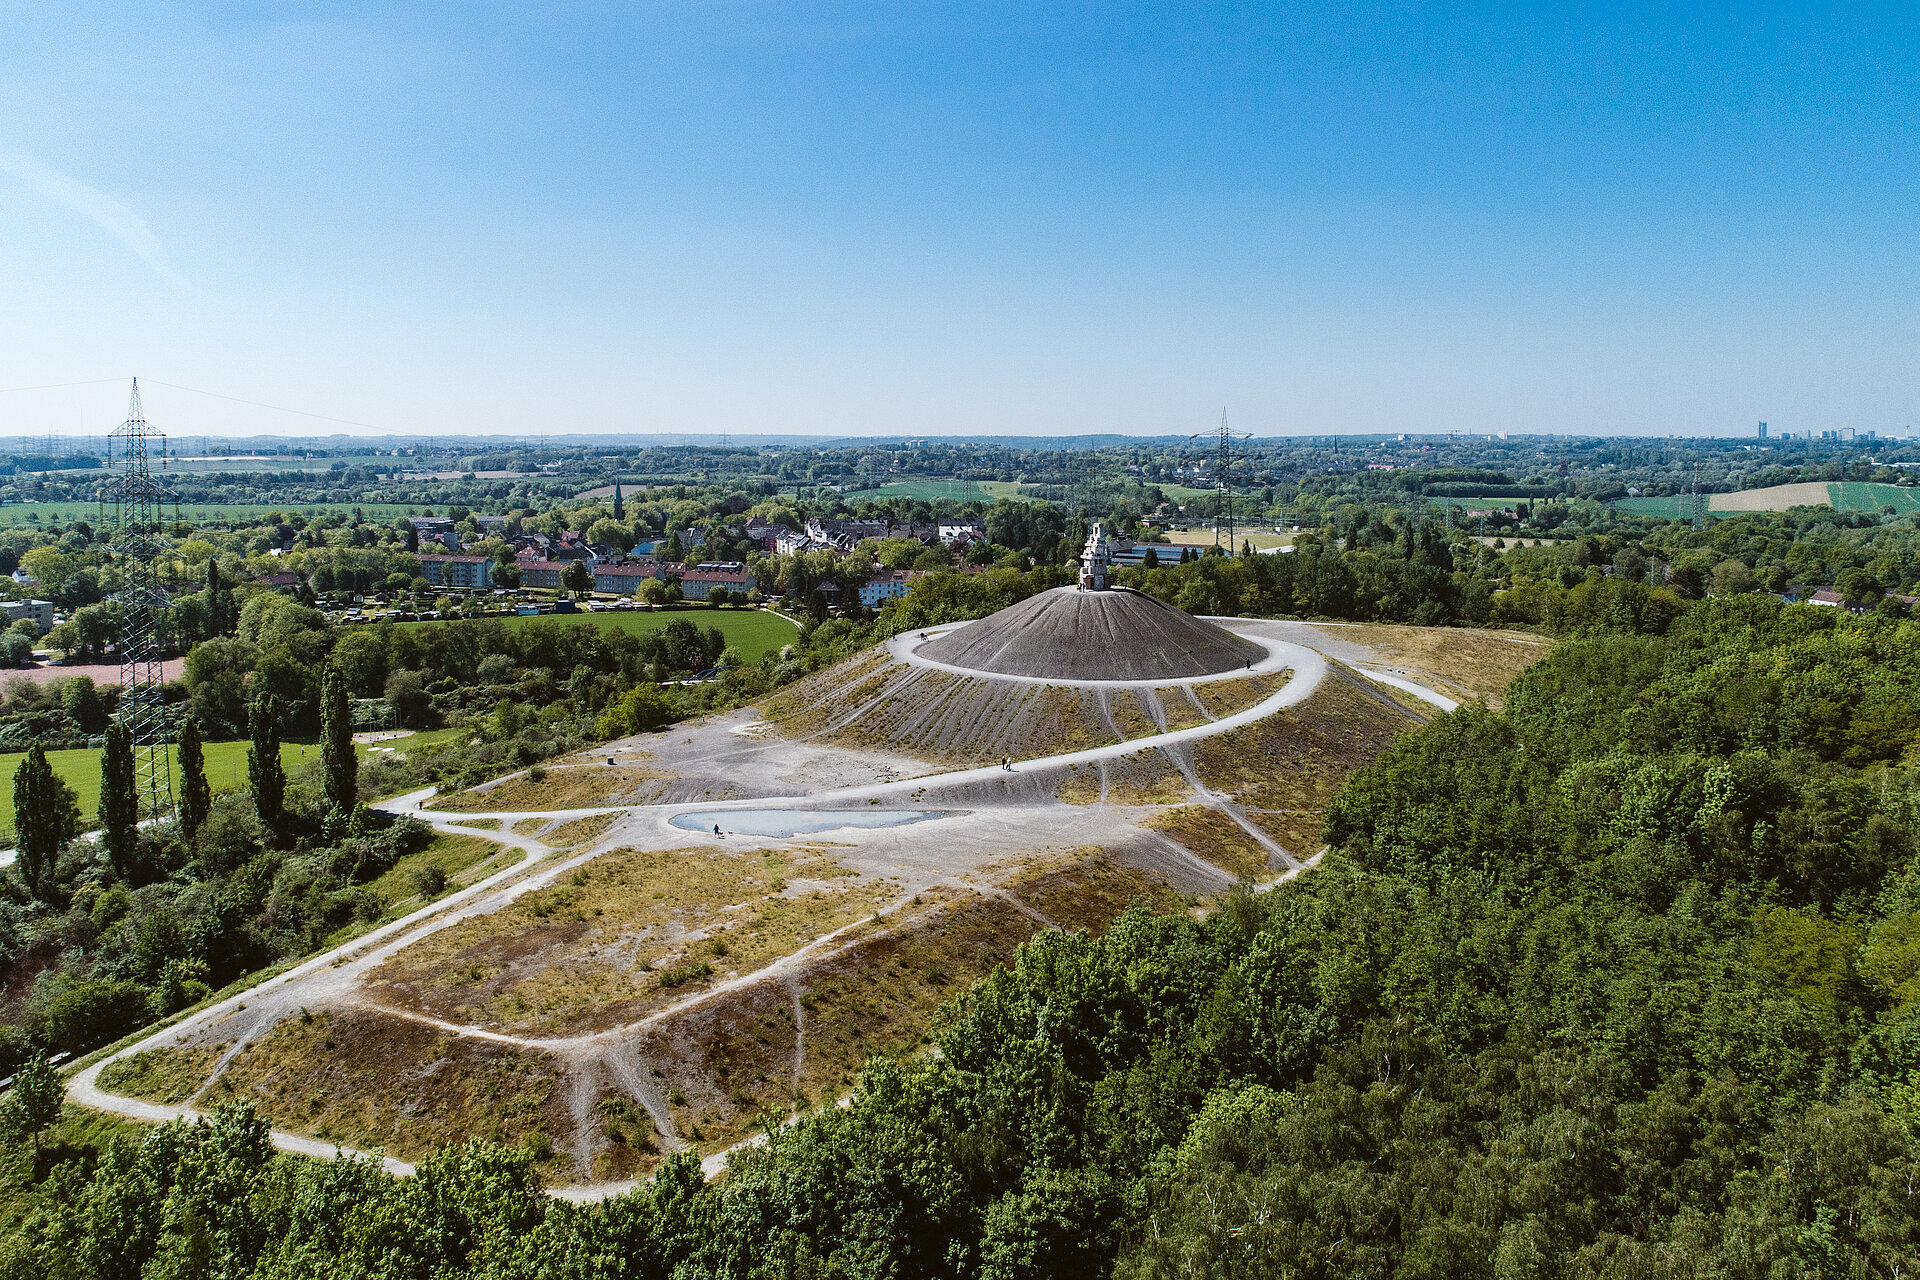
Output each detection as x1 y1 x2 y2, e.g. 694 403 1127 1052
1758 421 1768 438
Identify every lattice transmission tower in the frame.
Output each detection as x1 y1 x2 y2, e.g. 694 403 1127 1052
1191 409 1252 554
106 379 176 821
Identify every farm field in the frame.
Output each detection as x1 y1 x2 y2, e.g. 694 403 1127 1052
1828 481 1920 513
848 478 1025 503
0 500 428 526
1609 481 1920 519
398 606 799 662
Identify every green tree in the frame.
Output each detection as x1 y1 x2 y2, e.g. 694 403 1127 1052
206 557 235 636
0 1053 62 1156
98 719 138 882
13 743 77 895
177 711 211 842
60 675 104 733
564 559 593 597
247 693 285 837
320 664 356 823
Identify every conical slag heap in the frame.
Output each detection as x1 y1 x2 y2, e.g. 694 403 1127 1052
917 586 1263 681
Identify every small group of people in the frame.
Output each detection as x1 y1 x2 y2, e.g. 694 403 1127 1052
1000 755 1013 771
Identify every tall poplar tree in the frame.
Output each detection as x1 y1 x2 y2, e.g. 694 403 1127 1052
99 719 138 882
206 559 234 637
247 694 285 837
177 711 211 842
13 743 77 895
320 664 357 823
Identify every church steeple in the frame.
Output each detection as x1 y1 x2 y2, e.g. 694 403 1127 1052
612 480 624 521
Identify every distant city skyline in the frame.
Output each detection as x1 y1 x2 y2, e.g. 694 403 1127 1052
2 5 1916 439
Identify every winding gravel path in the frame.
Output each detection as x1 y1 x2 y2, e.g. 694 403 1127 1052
62 619 1452 1195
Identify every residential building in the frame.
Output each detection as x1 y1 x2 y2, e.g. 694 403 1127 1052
592 563 661 595
679 563 754 600
415 554 494 589
520 559 570 590
859 568 923 607
409 517 461 551
0 599 54 630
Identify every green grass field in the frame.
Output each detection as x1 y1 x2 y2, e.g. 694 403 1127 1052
846 478 1025 503
1608 495 1702 519
398 606 799 662
1828 482 1920 514
0 738 308 835
0 727 473 836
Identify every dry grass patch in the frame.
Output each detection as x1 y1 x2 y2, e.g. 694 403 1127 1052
1246 810 1326 859
97 1046 223 1104
764 650 892 736
1148 806 1272 880
1155 688 1210 731
1336 623 1549 706
793 891 1039 1102
513 817 549 838
1006 854 1191 931
452 818 502 831
1193 675 1416 811
1195 671 1291 719
1054 763 1102 806
588 1090 665 1182
365 845 899 1037
547 813 615 848
1106 749 1191 806
205 1007 575 1173
428 766 660 812
1109 690 1160 739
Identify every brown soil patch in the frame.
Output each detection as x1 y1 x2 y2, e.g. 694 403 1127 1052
1193 675 1416 811
97 1046 223 1104
365 846 898 1037
1106 749 1191 806
1110 690 1160 739
1148 806 1272 880
205 1006 575 1174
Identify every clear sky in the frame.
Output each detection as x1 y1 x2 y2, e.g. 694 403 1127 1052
0 3 1915 439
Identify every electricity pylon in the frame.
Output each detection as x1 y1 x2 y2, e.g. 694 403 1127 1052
106 379 175 820
1191 409 1253 553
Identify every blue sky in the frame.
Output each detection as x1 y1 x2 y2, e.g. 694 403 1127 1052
0 3 1915 438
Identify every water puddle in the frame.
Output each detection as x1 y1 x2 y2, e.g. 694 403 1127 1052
670 809 955 838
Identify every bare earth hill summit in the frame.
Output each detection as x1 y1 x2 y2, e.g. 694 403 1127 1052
918 585 1265 680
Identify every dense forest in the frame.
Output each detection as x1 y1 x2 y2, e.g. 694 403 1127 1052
7 592 1920 1275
